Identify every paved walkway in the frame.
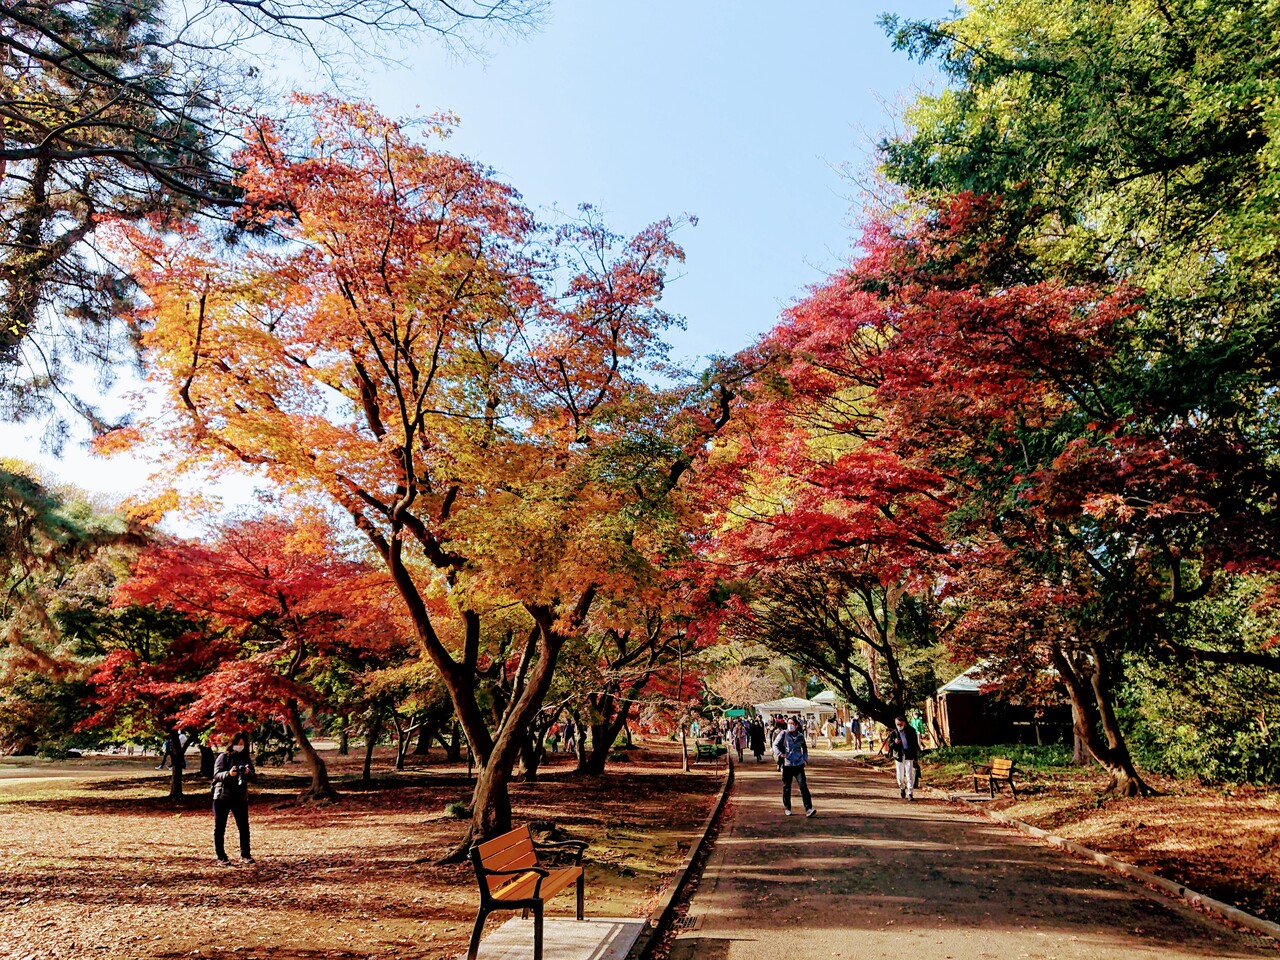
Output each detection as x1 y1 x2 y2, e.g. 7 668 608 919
670 754 1276 960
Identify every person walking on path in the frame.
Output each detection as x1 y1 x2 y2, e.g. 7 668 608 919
772 717 816 817
212 732 257 865
886 715 920 801
749 718 766 762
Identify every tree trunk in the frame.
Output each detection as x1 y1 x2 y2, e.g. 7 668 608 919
414 722 433 756
1051 645 1152 796
441 616 569 863
517 714 551 783
338 717 350 756
390 711 413 771
166 728 184 800
363 702 383 785
582 706 631 776
284 701 338 801
445 723 462 762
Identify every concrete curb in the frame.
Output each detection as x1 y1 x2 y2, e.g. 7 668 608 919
857 757 1280 943
626 756 735 960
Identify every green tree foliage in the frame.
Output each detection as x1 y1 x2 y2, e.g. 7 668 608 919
882 0 1280 579
0 459 134 676
0 459 141 755
1122 576 1280 783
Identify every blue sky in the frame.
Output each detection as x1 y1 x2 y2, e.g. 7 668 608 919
2 0 952 501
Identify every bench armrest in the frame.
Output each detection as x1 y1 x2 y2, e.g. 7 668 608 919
475 864 550 901
972 764 993 775
534 839 589 865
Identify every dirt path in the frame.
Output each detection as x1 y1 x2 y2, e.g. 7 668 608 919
669 754 1277 960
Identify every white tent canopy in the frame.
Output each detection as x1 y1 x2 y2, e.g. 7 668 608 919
753 696 836 724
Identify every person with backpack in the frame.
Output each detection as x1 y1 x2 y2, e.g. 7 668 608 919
771 717 816 817
886 715 920 802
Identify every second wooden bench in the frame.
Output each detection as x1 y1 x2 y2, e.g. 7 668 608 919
972 756 1018 799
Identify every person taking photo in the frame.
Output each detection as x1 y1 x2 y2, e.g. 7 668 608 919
212 732 257 865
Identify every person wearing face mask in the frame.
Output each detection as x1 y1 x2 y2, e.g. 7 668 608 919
887 715 920 801
212 732 257 865
771 717 816 817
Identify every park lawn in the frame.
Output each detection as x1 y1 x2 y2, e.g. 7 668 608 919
902 747 1280 924
0 743 720 960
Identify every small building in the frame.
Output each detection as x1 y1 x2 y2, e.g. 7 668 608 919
927 664 1072 747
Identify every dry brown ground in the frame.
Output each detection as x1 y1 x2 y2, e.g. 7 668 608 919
903 755 1280 924
0 744 720 960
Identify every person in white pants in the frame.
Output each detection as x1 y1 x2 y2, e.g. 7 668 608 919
887 715 920 801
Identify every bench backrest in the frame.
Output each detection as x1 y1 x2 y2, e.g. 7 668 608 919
990 758 1014 776
474 825 537 893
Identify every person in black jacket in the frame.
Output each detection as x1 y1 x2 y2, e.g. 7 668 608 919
748 718 766 762
212 732 257 864
886 716 920 801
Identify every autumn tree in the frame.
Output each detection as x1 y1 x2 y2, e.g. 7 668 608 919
108 97 737 850
554 600 695 776
79 605 231 797
113 514 397 799
0 0 542 426
703 663 778 711
881 0 1280 662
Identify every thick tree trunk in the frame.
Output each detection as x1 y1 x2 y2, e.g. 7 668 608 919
338 717 350 756
445 723 462 762
582 706 631 776
414 722 433 756
284 702 338 801
441 617 569 863
517 715 549 783
1051 645 1152 797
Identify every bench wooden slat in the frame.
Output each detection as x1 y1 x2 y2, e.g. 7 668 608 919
477 825 534 860
991 759 1014 775
493 865 582 903
481 839 537 874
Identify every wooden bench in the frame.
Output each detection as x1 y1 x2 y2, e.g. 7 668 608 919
972 757 1018 799
467 824 588 960
693 739 727 764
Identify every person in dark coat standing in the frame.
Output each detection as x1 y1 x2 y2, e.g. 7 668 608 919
212 732 257 864
749 718 766 762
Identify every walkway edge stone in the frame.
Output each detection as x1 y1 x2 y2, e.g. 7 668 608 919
626 757 735 960
855 756 1280 943
975 803 1280 942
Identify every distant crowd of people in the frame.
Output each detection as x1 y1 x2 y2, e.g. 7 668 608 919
692 711 928 814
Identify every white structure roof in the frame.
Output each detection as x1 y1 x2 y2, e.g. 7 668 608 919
937 663 995 695
811 690 838 704
753 696 836 716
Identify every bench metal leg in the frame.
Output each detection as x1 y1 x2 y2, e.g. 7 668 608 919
467 907 488 960
1008 778 1018 800
533 902 544 960
576 873 585 919
989 776 996 799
